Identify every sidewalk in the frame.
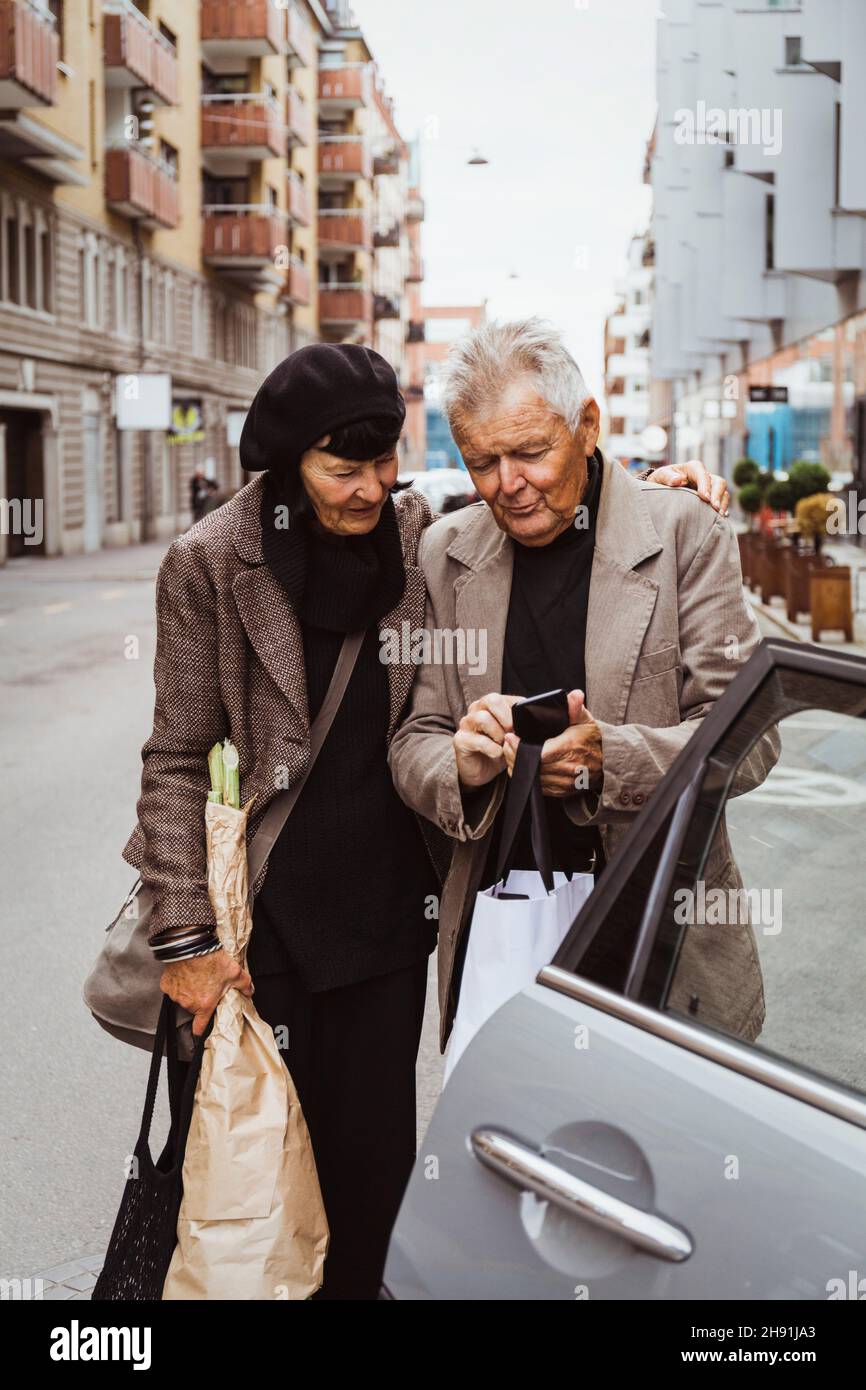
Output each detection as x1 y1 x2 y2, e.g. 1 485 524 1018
746 536 866 654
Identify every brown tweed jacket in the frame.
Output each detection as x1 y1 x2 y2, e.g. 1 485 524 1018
121 475 438 942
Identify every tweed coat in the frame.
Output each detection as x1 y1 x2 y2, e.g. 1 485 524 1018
121 474 441 942
388 453 781 1052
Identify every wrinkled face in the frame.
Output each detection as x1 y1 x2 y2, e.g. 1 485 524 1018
453 377 600 547
299 434 399 535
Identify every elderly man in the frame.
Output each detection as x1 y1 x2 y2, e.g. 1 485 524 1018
389 318 779 1055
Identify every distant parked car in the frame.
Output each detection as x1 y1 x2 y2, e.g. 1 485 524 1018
384 637 866 1300
397 468 478 515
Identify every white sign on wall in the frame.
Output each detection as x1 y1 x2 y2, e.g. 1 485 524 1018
227 411 248 448
115 374 172 430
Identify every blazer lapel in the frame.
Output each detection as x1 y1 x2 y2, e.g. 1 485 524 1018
449 507 513 711
230 473 308 744
380 562 428 743
584 455 663 725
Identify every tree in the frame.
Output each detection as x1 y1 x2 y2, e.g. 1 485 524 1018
738 482 763 531
788 460 831 505
766 478 794 513
733 458 760 489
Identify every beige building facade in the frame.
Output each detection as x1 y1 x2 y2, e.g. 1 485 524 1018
0 0 424 562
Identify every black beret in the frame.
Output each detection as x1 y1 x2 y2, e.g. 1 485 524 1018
240 342 406 475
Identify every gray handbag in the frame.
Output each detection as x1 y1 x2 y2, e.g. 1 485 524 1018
83 631 365 1060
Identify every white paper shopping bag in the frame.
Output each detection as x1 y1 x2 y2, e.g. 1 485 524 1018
443 868 594 1085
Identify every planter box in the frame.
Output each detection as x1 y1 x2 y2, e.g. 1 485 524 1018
784 549 833 623
753 538 787 604
737 531 755 587
810 567 854 643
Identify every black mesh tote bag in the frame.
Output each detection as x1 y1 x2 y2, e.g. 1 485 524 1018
92 994 210 1301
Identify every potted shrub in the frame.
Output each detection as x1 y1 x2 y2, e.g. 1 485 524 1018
795 494 853 641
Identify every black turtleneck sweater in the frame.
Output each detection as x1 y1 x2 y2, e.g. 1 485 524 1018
482 452 605 884
246 477 439 990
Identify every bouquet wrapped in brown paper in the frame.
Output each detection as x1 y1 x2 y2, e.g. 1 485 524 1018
162 739 329 1300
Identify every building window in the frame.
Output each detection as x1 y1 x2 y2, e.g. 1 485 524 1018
78 231 100 328
192 282 206 357
159 139 179 176
785 36 802 67
163 268 175 346
141 258 152 340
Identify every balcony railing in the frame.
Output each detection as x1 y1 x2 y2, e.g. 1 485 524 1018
405 194 425 224
287 3 316 68
318 208 370 253
0 0 58 108
373 223 400 249
373 149 400 177
287 85 312 146
200 0 284 59
103 0 178 107
105 143 179 227
318 134 371 182
374 293 400 321
286 255 310 305
318 283 373 325
287 169 311 225
203 203 289 261
201 93 287 161
318 63 370 109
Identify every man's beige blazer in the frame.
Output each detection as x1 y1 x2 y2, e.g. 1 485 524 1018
389 453 780 1052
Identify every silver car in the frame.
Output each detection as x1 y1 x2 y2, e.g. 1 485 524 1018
385 638 866 1300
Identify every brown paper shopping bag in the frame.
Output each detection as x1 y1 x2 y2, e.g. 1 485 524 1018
162 799 329 1300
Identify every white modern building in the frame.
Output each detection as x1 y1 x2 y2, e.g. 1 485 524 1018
604 231 654 462
649 0 866 478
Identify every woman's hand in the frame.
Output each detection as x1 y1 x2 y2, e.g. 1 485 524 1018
650 459 730 514
160 948 254 1037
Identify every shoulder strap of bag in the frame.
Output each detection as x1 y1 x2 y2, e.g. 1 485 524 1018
247 628 366 891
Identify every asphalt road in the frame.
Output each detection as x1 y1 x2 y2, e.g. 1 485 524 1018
0 552 856 1280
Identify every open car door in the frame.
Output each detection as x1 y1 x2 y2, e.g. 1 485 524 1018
384 638 866 1300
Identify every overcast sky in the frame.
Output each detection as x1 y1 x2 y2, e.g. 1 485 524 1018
351 0 659 395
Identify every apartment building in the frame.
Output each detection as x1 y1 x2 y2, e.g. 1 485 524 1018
647 0 866 486
0 0 425 562
603 231 654 464
421 304 486 470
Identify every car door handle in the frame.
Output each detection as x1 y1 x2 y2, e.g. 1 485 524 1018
471 1127 693 1263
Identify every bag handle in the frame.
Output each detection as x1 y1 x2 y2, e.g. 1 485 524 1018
493 739 555 894
247 628 366 893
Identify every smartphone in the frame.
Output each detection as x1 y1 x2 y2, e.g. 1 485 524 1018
512 688 569 744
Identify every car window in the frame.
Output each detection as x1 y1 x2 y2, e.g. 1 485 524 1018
557 662 866 1101
660 701 866 1095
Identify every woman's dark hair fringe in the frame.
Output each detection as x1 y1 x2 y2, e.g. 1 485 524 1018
321 416 402 462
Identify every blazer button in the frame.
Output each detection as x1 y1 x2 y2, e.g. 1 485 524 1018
621 791 631 806
633 792 645 806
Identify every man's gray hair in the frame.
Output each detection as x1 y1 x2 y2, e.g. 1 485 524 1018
442 317 591 435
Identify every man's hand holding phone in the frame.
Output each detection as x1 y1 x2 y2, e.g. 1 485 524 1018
454 692 523 788
504 689 603 797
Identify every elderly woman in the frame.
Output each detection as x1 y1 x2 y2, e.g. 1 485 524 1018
120 342 725 1301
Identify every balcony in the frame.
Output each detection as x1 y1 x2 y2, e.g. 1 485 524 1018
285 255 310 305
0 0 58 108
286 86 312 146
318 283 373 327
105 143 179 227
103 1 178 106
203 204 289 288
200 0 285 61
318 208 370 257
373 223 400 249
318 63 370 111
287 169 311 225
374 293 400 321
406 248 424 282
405 194 425 224
373 148 400 177
318 135 371 187
201 94 287 168
407 320 425 344
286 3 316 68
